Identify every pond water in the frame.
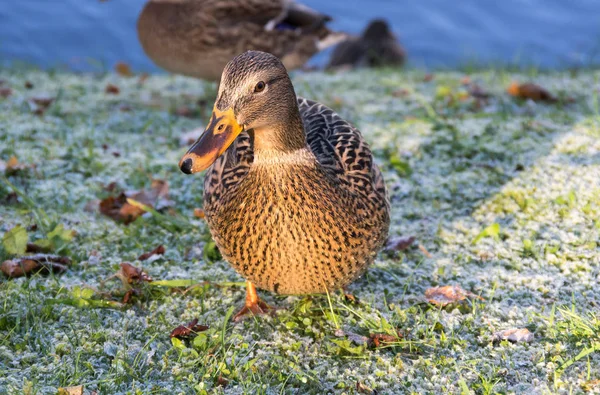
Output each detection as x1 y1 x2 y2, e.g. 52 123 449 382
1 0 599 72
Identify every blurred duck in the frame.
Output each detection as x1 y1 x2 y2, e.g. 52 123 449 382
137 0 347 81
327 19 406 70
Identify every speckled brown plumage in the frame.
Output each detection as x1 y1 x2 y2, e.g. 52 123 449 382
137 0 346 81
194 52 390 295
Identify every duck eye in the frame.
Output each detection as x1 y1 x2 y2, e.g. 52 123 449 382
254 81 266 93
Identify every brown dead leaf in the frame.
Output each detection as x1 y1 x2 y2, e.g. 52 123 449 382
385 236 415 252
0 87 12 98
170 318 209 339
193 208 205 219
175 106 195 118
492 328 534 343
1 255 71 278
423 73 434 82
32 95 54 108
469 84 491 99
370 332 402 347
418 243 432 258
26 242 51 253
99 179 171 224
425 285 483 307
356 381 375 394
507 82 557 102
57 385 84 395
1 156 30 175
118 262 153 284
343 292 359 304
391 88 410 97
216 376 229 387
115 61 133 77
105 84 120 95
99 193 144 224
460 76 471 85
138 245 166 261
582 379 600 392
24 81 34 89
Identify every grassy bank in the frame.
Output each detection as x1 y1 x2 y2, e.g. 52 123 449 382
1 67 599 394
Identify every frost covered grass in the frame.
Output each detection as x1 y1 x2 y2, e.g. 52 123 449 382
1 67 600 394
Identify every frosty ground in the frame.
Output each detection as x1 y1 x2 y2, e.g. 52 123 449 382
0 67 599 394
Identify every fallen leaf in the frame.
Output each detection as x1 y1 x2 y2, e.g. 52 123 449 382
105 84 120 94
138 244 166 261
344 292 359 304
1 254 71 278
423 73 434 82
216 376 229 387
469 84 491 99
114 61 133 77
98 179 171 224
26 242 51 253
2 225 28 255
492 328 534 343
31 95 54 108
117 262 153 284
460 76 471 85
384 236 415 252
425 285 483 307
99 193 144 224
356 381 375 394
175 106 195 118
582 379 600 392
370 332 402 347
0 88 12 98
391 88 410 97
24 81 34 89
57 385 84 395
170 318 209 339
418 243 432 258
507 82 557 102
193 208 205 219
1 156 30 174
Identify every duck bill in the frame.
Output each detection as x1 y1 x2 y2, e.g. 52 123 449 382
179 107 243 174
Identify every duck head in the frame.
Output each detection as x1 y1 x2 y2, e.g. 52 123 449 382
179 51 304 175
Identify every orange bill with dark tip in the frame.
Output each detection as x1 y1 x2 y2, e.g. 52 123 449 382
179 107 243 174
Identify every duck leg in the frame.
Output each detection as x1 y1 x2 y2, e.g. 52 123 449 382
233 281 274 322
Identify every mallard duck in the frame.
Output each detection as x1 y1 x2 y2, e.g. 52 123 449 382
137 0 347 81
179 51 390 320
327 19 406 70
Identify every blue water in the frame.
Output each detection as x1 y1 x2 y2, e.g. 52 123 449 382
1 0 599 71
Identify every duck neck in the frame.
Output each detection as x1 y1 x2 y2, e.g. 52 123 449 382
251 108 306 155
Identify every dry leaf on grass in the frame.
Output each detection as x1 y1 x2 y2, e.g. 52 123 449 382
423 73 434 82
492 328 534 343
384 236 415 252
114 61 133 77
507 82 557 102
369 332 403 348
137 72 149 85
356 381 375 394
0 88 12 98
30 95 55 115
1 255 72 278
99 179 172 224
138 245 166 261
117 262 153 284
216 376 229 387
24 81 34 89
1 156 31 175
105 84 120 95
469 84 491 99
57 385 84 395
425 285 483 307
170 318 209 339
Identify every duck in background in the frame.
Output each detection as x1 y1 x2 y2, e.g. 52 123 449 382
137 0 347 81
327 19 406 70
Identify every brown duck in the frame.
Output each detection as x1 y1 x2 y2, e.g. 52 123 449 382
137 0 347 81
327 19 406 70
179 51 390 320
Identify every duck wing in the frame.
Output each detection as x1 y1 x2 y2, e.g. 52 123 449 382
297 97 388 203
